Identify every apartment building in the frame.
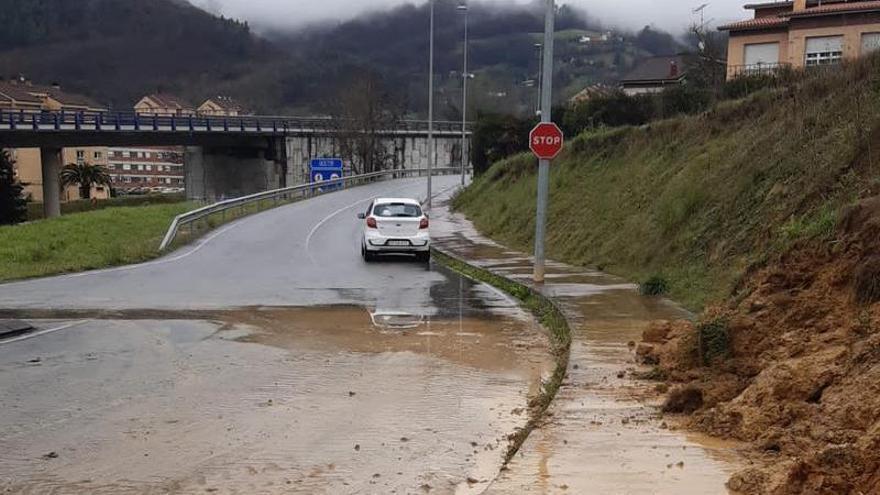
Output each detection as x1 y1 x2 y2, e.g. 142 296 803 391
720 0 880 78
0 79 110 201
107 146 184 192
134 93 196 116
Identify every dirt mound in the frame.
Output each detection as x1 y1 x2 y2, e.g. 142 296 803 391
644 197 880 494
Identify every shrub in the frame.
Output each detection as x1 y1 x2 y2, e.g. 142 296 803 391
854 256 880 305
662 385 704 414
0 150 27 225
640 276 669 296
698 318 730 364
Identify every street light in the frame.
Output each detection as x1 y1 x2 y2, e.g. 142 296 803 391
457 2 469 186
426 0 435 210
534 43 543 115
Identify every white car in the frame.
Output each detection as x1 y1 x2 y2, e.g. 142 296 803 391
358 198 431 262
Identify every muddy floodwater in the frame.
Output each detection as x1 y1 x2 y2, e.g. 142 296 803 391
431 202 743 494
0 306 552 494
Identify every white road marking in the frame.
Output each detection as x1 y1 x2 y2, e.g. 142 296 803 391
0 320 91 346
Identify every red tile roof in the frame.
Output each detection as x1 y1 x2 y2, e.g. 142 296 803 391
718 16 790 31
788 0 880 16
144 93 195 111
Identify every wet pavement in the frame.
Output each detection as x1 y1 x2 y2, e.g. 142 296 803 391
431 200 743 494
0 177 555 494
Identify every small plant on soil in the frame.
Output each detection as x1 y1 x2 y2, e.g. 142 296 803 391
640 276 669 296
661 385 704 414
697 318 730 365
853 256 880 305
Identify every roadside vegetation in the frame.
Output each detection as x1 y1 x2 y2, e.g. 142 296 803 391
25 193 186 221
0 202 194 282
457 55 880 310
456 53 880 495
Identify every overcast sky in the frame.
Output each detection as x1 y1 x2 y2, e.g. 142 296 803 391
192 0 747 34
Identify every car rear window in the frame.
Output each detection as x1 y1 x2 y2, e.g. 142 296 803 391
373 203 422 218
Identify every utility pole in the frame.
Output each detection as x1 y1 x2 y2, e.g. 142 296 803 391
458 2 469 186
534 0 555 283
426 0 435 210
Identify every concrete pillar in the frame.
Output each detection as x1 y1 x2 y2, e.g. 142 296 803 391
40 147 62 218
184 146 207 201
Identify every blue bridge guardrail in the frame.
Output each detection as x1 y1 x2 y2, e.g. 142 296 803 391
158 167 466 251
0 109 470 135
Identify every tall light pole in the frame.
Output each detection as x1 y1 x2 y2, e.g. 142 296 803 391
457 2 469 186
426 0 435 210
533 0 555 283
534 43 543 115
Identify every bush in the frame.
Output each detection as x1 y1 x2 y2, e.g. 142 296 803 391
0 150 27 225
854 256 880 305
698 318 730 364
662 385 704 414
640 276 669 296
471 112 535 176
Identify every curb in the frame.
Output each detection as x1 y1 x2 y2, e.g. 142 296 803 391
431 248 573 464
0 320 35 339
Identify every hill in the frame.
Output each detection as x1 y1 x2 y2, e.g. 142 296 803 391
0 0 686 116
452 57 880 494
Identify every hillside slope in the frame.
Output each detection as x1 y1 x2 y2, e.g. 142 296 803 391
454 57 880 494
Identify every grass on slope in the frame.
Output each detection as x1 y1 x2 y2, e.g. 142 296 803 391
454 56 880 310
0 202 194 282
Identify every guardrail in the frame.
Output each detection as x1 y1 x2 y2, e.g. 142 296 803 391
158 167 465 251
0 109 469 135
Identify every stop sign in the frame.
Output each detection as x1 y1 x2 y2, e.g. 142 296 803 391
529 122 564 160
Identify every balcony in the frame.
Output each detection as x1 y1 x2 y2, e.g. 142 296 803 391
727 62 792 79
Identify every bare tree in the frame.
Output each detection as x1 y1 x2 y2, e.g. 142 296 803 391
327 72 403 175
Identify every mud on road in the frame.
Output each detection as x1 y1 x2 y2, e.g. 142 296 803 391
0 306 553 494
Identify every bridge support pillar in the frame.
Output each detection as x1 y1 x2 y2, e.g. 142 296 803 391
40 147 62 219
184 145 283 202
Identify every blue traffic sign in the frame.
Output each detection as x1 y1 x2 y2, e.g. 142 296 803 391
310 158 344 190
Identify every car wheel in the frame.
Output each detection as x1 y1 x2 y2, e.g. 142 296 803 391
416 250 431 263
362 245 374 262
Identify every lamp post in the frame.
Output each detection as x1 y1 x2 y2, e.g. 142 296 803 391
534 42 543 116
426 0 435 210
457 2 469 186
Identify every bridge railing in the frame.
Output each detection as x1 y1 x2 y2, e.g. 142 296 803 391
159 167 465 251
0 109 469 135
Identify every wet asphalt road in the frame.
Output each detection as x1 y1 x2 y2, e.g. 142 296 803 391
0 177 554 494
0 176 468 312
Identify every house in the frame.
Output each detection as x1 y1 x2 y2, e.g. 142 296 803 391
569 84 615 105
719 0 880 79
198 96 248 116
619 55 692 95
134 93 195 117
0 79 109 202
106 146 185 193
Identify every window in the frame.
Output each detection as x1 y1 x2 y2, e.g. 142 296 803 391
122 164 131 171
372 203 422 218
744 42 780 67
862 33 880 55
805 36 844 66
93 151 102 160
122 151 130 158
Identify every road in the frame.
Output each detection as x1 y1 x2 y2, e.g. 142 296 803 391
0 176 554 494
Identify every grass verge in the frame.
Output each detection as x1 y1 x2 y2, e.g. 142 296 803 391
432 249 572 465
0 202 195 282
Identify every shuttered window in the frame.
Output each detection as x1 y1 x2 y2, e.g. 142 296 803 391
862 33 880 55
805 36 843 66
744 42 780 66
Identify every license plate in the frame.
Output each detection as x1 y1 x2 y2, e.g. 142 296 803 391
387 240 410 247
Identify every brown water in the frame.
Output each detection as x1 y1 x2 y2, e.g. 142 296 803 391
432 203 742 494
0 307 553 494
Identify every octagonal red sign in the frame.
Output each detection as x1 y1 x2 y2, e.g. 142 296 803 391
529 122 564 160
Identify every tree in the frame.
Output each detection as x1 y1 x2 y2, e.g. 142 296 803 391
471 112 534 176
0 150 27 225
60 162 111 200
326 72 403 175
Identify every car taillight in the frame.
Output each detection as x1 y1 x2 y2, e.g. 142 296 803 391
419 217 429 229
367 217 377 229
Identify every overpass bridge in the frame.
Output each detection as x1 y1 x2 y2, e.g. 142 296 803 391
0 110 470 218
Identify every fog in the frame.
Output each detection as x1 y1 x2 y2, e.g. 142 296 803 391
191 0 747 33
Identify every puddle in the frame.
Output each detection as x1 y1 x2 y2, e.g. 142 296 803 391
0 305 554 494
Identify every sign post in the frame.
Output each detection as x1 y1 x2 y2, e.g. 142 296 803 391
532 0 560 284
309 158 344 192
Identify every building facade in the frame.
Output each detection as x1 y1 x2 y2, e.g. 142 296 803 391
107 146 185 193
1 79 110 202
134 93 196 117
720 0 880 79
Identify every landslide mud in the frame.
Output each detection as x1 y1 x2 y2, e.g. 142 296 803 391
0 306 553 494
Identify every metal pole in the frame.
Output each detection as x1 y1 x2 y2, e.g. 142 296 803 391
535 43 544 116
459 2 469 186
427 0 435 210
534 0 555 284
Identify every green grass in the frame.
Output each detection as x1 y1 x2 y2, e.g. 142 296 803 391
0 202 195 282
454 56 880 310
26 194 187 221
